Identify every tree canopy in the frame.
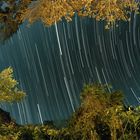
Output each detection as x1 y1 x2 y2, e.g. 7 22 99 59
0 67 25 102
22 0 139 28
0 0 139 41
24 0 139 28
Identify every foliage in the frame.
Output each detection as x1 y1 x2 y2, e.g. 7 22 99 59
22 0 139 28
0 0 32 41
0 0 139 40
0 67 25 102
66 83 123 140
0 83 140 140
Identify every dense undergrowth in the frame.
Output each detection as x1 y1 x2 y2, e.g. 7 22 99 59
0 83 140 140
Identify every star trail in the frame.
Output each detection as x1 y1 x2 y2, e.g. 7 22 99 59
0 14 140 124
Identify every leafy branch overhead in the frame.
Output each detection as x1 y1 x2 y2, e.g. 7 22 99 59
0 67 25 102
22 0 139 28
0 0 139 41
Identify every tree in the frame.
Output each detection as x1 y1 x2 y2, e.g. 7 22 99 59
0 0 33 41
0 83 140 139
0 67 25 102
0 0 139 41
22 0 139 29
65 83 140 140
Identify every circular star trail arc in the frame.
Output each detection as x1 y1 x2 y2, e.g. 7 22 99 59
0 15 140 124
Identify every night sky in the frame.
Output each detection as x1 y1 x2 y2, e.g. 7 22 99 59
0 14 140 124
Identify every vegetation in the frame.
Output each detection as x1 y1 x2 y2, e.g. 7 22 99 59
0 67 25 102
0 0 33 41
0 83 140 140
0 67 26 138
0 0 139 41
22 0 139 29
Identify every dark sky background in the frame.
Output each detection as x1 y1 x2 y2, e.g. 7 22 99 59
0 14 140 124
